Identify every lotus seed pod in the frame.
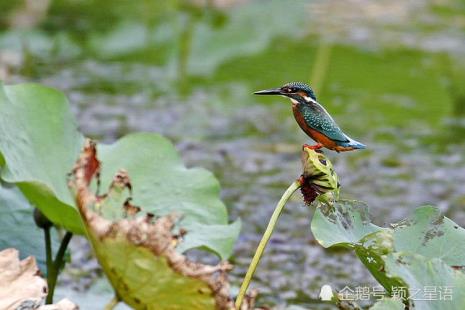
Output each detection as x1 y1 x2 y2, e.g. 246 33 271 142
33 208 53 229
300 148 340 205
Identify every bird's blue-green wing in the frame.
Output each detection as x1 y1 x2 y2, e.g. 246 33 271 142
300 103 349 143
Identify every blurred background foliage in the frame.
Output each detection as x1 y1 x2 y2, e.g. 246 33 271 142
1 0 465 308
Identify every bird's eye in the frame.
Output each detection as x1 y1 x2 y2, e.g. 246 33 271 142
289 88 296 93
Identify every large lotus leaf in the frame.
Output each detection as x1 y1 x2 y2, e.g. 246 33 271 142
383 253 465 310
392 206 465 267
312 203 465 307
0 83 84 233
98 133 240 259
0 181 59 272
68 142 254 310
311 200 404 295
357 205 465 290
98 133 228 225
0 83 239 259
311 200 384 248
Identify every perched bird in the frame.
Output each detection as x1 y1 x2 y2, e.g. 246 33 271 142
254 82 366 152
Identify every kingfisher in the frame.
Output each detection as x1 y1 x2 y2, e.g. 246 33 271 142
254 82 366 152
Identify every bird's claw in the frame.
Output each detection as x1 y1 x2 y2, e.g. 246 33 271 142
303 143 323 151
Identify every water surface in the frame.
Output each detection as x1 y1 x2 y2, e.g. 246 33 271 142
1 0 465 308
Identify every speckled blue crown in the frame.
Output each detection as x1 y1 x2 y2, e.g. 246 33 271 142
284 82 317 100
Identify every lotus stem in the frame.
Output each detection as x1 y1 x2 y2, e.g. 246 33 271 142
235 179 302 309
45 231 73 304
44 227 53 304
54 232 73 270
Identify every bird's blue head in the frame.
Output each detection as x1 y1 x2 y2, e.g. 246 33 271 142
254 82 317 103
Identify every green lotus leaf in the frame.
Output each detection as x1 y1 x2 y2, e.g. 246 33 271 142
0 83 84 233
311 200 384 248
311 200 405 296
392 206 465 267
383 253 465 310
312 203 465 308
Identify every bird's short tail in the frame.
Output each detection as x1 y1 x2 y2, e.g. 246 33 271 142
346 137 366 149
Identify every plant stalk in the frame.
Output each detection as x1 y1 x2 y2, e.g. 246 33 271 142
235 180 302 309
54 232 73 270
44 227 54 304
45 231 73 304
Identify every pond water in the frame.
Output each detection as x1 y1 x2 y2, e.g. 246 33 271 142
1 0 465 308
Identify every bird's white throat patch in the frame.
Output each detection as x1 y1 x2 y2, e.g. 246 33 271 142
286 96 317 105
304 96 317 104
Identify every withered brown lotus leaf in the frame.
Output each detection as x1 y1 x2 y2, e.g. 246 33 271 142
69 140 255 310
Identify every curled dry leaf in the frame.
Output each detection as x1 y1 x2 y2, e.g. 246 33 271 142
0 248 47 310
0 248 79 310
68 140 255 310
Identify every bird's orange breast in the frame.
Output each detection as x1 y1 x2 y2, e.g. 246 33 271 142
292 104 353 152
307 128 338 149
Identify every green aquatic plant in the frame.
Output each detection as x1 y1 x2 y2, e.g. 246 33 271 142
235 147 339 309
0 82 241 306
237 146 465 309
0 83 240 259
312 202 465 309
67 140 254 310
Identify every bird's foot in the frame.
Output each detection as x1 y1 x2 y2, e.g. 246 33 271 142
303 143 323 151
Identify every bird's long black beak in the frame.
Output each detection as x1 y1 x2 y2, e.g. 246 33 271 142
254 88 282 95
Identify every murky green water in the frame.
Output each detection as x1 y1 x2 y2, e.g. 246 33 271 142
1 0 465 308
